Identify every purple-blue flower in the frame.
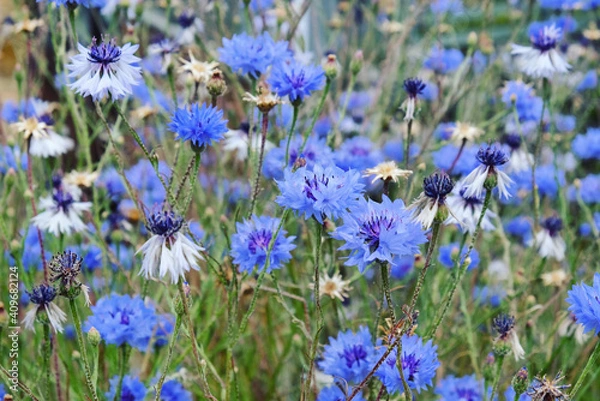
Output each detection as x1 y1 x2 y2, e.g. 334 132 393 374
373 334 439 394
572 128 600 160
84 294 163 351
436 374 485 400
333 136 384 172
169 103 228 149
105 375 146 401
263 134 334 180
424 45 464 74
275 164 364 224
332 196 427 273
218 32 291 78
318 326 377 384
317 385 366 401
566 273 600 335
438 242 480 271
158 379 193 401
432 144 480 176
230 215 296 274
268 59 325 103
577 70 598 92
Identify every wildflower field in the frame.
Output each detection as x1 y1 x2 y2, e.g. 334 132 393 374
2 0 600 400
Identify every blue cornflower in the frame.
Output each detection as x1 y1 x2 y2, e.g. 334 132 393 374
268 59 325 103
38 0 92 7
511 24 570 78
333 136 384 173
263 134 334 180
576 70 598 92
572 127 600 160
566 272 600 335
218 32 291 78
430 0 464 14
436 374 485 400
540 0 592 9
105 375 146 401
67 37 142 101
0 384 5 399
169 103 228 149
423 45 464 74
276 164 364 224
501 81 543 122
333 196 427 273
158 379 193 401
474 285 506 307
390 255 415 280
373 334 439 394
432 144 480 176
504 216 533 244
579 212 600 236
317 385 367 401
1 145 27 174
505 386 532 401
230 215 296 274
84 293 160 351
462 145 512 200
438 242 480 271
318 326 377 384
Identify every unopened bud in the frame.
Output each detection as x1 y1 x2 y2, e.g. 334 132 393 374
293 157 307 170
350 50 363 75
322 54 340 80
483 352 495 382
207 69 227 98
88 327 102 347
467 31 478 47
512 366 529 397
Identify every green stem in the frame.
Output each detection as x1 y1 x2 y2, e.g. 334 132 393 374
408 220 442 313
249 112 269 217
69 299 99 401
283 105 299 167
380 262 396 324
490 354 505 401
532 78 549 229
67 6 78 48
114 345 130 401
404 119 413 169
154 314 183 400
300 79 331 151
428 190 492 339
303 220 325 400
43 324 51 401
570 340 600 398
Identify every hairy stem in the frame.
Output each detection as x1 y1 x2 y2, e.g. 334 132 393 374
69 298 99 401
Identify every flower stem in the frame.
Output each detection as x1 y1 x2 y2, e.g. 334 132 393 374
114 344 130 401
380 261 396 324
427 189 492 339
303 220 325 401
26 147 48 279
404 119 413 169
154 313 183 400
448 138 467 175
69 298 99 401
570 340 600 398
408 220 442 313
283 105 299 167
397 337 412 401
490 354 505 401
301 78 331 151
43 324 51 401
249 112 269 217
532 78 550 229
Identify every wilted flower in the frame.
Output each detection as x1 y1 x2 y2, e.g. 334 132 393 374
450 122 483 145
49 251 90 305
527 372 570 401
318 272 352 301
177 51 219 84
136 210 204 284
511 24 571 79
503 134 533 174
23 284 67 333
364 161 412 184
242 85 284 113
445 180 497 234
147 39 179 74
533 216 566 261
67 36 142 101
408 171 455 229
12 116 74 158
557 313 591 345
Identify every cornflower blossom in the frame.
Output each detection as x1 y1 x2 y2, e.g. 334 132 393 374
445 181 497 234
318 326 377 384
317 385 367 401
511 24 571 78
177 51 219 84
230 215 296 274
168 103 228 149
67 37 142 101
218 32 291 78
435 374 486 400
105 375 146 401
12 114 74 158
408 171 455 229
333 196 427 273
267 59 325 104
503 134 533 174
527 373 571 401
401 77 426 121
136 210 204 284
23 284 68 333
462 145 513 200
533 216 566 261
318 272 352 302
31 182 91 236
176 10 204 45
147 39 179 74
373 334 440 394
557 313 591 345
363 161 412 184
223 126 274 162
566 272 600 335
492 313 526 361
84 294 169 350
275 164 364 224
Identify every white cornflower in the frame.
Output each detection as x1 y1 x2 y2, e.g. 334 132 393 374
23 285 68 333
136 210 204 284
31 183 91 236
12 116 74 158
178 50 219 84
147 39 180 74
67 36 142 101
450 122 483 145
401 78 426 121
533 217 566 261
408 171 455 229
318 272 352 302
445 180 497 234
223 127 274 162
176 10 205 45
462 145 513 200
363 161 412 184
493 314 525 361
558 313 591 345
511 24 571 79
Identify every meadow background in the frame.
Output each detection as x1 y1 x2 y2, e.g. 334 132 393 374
0 0 599 400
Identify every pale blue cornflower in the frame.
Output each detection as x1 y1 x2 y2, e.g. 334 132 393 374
462 145 513 200
566 272 600 336
511 24 571 78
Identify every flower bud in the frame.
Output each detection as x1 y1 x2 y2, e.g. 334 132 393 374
322 54 340 80
88 326 102 347
483 352 495 382
207 69 227 98
350 50 363 75
511 367 529 398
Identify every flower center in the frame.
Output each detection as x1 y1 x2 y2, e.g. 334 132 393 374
88 38 122 67
303 174 330 201
248 229 273 254
476 146 508 167
531 26 560 52
541 217 563 237
147 211 184 238
339 344 367 368
456 388 480 401
28 284 57 306
359 213 395 252
423 172 454 199
53 190 75 213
